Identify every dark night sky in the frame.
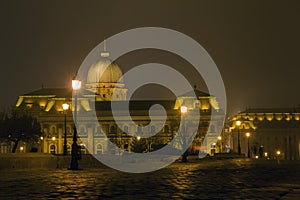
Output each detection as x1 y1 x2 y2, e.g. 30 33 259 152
0 0 299 116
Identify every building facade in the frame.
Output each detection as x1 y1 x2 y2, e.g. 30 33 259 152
228 108 300 160
5 52 224 156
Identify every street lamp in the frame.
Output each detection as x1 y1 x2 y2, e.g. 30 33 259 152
217 136 222 153
62 103 70 156
180 106 188 114
246 132 250 158
52 136 56 154
69 78 81 170
40 136 44 153
180 106 188 162
276 150 281 164
236 120 241 155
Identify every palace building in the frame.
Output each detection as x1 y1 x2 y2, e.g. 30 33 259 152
8 51 225 156
228 108 300 160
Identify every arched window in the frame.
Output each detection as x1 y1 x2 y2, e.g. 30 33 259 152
50 126 56 134
80 126 86 135
110 125 117 134
137 126 142 134
96 125 102 135
50 144 56 154
96 144 103 154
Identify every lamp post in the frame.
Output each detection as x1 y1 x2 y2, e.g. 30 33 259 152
217 136 222 153
236 120 241 155
180 106 188 162
62 103 70 156
276 150 281 164
40 136 44 153
246 132 250 158
52 136 56 154
69 78 81 170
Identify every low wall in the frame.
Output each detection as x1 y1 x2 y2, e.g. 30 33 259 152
0 153 104 170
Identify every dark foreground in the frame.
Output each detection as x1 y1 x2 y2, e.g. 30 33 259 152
0 158 299 199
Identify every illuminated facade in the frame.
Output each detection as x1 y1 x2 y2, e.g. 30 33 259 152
7 53 224 155
228 108 300 160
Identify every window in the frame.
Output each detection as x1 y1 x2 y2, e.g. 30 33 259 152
96 125 102 135
67 144 71 155
96 144 103 154
50 126 56 134
164 125 169 133
50 145 56 154
137 126 142 134
110 125 117 134
67 127 72 136
80 127 86 135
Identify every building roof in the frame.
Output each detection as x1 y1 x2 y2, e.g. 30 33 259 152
87 57 123 84
181 89 210 98
21 88 95 98
242 107 300 114
94 100 175 111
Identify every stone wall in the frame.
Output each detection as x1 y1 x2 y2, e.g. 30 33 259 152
0 153 104 170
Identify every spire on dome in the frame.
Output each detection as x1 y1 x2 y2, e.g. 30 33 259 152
101 39 110 57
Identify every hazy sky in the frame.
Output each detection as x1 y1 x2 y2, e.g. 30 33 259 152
0 0 299 116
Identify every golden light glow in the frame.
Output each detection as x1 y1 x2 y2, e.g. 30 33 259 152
52 136 56 141
16 97 24 107
40 136 44 140
266 114 273 121
264 152 268 157
180 106 188 114
257 114 264 121
72 79 82 90
246 132 250 137
45 100 55 112
275 113 283 121
137 136 141 141
276 150 281 155
255 155 258 159
236 120 241 126
217 136 222 140
81 99 91 111
39 100 47 108
248 114 255 121
20 147 24 151
62 103 70 111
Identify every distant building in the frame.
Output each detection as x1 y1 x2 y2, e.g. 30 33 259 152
5 51 224 155
228 108 300 160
